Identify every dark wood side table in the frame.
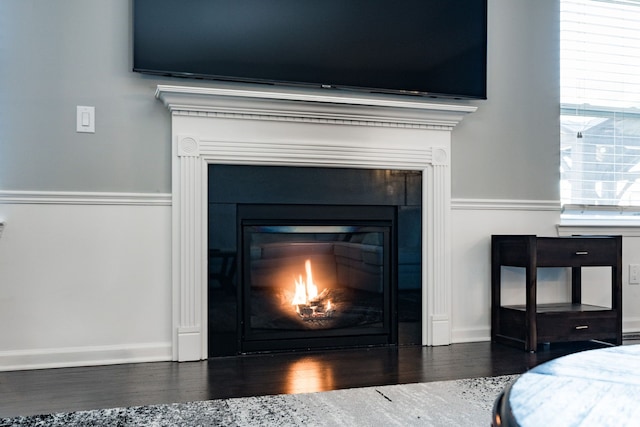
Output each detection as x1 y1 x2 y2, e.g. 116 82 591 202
491 235 622 352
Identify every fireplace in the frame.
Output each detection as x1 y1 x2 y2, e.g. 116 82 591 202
208 165 418 356
238 204 396 353
155 84 476 361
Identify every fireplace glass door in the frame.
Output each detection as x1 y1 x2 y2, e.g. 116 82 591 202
239 205 396 353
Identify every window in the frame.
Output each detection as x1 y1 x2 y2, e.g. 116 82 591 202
561 0 640 220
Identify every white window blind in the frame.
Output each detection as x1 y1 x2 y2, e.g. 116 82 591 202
561 0 640 218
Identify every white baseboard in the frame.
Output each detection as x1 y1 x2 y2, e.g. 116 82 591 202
623 317 640 335
0 342 172 372
451 326 491 344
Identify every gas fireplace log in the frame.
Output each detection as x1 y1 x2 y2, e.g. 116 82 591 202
308 288 330 304
295 288 334 319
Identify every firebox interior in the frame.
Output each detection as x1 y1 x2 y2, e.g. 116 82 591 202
239 205 395 353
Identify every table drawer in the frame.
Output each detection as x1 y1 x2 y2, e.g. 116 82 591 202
537 312 617 342
536 238 619 266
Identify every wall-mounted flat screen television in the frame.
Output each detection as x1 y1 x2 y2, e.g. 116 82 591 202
133 0 487 100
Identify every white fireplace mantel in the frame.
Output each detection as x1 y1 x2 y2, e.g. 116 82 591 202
156 84 476 361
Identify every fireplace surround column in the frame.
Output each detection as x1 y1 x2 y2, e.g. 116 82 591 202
156 84 476 361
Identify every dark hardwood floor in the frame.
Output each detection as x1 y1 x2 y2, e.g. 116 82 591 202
1 340 637 418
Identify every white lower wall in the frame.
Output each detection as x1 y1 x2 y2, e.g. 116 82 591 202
0 192 172 371
1 193 638 370
451 199 640 343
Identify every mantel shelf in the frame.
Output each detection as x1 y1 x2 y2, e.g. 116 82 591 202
155 84 477 129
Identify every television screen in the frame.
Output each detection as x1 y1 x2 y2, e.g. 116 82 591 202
133 0 487 99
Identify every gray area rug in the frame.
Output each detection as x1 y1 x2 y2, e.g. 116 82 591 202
0 375 517 427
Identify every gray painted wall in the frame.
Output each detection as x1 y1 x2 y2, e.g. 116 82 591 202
0 0 560 201
452 0 560 200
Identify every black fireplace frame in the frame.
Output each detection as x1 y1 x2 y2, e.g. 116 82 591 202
237 204 398 353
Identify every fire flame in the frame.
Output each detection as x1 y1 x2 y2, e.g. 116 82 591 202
292 259 318 305
291 259 333 318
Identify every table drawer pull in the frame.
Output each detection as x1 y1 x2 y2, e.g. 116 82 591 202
575 251 589 255
575 325 589 330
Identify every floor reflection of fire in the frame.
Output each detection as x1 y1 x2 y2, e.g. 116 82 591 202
285 357 335 394
292 259 334 319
